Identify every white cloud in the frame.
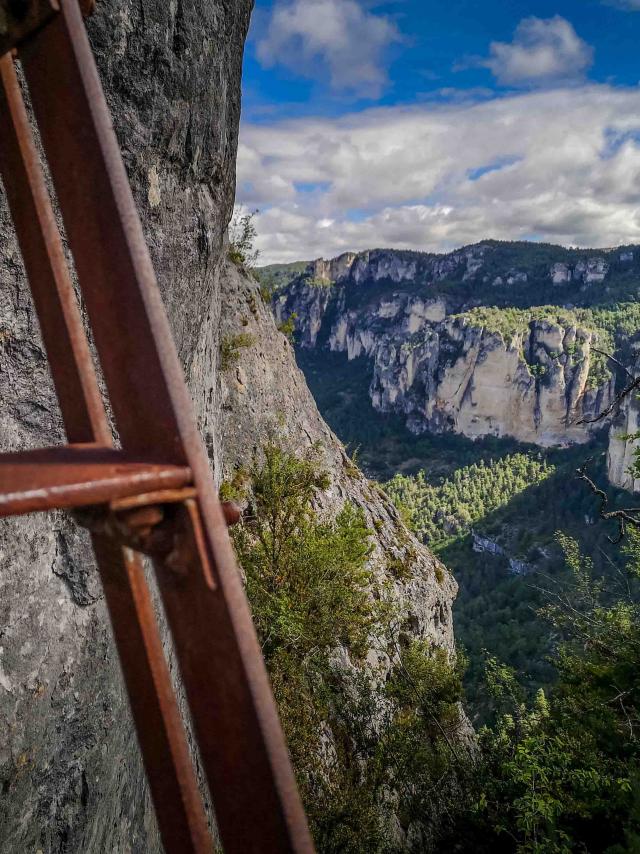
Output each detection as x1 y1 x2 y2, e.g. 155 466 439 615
237 86 640 264
255 0 401 98
482 16 593 87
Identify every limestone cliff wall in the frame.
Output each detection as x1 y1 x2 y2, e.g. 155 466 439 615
607 358 640 493
367 316 614 447
607 399 640 493
0 2 252 850
275 256 616 448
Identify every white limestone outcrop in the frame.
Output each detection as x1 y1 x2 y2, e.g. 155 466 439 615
273 246 621 451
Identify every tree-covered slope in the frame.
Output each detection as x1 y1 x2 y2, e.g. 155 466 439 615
296 346 635 722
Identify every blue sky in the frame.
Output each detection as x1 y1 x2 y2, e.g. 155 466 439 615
237 0 640 263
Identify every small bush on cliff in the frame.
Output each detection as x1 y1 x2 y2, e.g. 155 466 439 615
278 313 297 342
219 332 255 370
233 443 375 660
228 208 260 269
231 443 377 827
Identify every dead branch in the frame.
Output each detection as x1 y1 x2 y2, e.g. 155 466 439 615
578 348 640 425
576 460 640 543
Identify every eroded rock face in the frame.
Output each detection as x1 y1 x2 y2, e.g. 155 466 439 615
368 318 613 446
219 259 461 849
275 250 616 447
0 1 252 849
608 361 640 493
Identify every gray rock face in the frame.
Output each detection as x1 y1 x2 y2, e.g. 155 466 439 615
219 261 459 850
607 358 640 493
219 260 455 662
0 1 252 850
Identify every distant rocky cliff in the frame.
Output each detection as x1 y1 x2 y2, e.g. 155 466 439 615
272 244 631 448
607 355 640 493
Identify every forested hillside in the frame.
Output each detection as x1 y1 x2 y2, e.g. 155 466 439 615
273 338 640 851
295 334 635 722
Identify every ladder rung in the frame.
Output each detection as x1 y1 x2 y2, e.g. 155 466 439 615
0 444 192 517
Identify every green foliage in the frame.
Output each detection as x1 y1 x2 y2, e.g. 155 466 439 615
218 465 249 503
278 313 297 342
254 260 308 293
232 443 467 851
307 277 334 288
386 454 554 547
452 533 640 852
234 444 374 659
295 346 640 719
528 363 547 378
228 208 260 269
259 283 273 303
230 439 640 851
219 332 255 370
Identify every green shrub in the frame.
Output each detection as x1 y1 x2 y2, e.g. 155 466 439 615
278 313 297 342
219 333 255 370
232 443 468 849
228 208 259 269
235 448 374 660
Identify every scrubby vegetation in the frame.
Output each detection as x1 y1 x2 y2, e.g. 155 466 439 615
231 440 640 851
278 313 297 341
386 454 554 546
231 443 467 850
228 208 260 269
449 532 640 852
219 332 255 370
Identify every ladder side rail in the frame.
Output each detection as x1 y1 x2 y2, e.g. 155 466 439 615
0 52 213 852
92 533 215 854
0 52 109 445
21 0 200 464
20 2 314 851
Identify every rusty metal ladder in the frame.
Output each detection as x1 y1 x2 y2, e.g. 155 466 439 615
0 1 314 852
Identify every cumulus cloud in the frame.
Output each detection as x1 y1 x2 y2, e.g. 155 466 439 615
482 16 593 87
237 86 640 263
255 0 401 98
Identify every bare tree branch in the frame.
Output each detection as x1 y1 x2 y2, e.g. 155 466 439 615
576 460 640 543
578 349 639 425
